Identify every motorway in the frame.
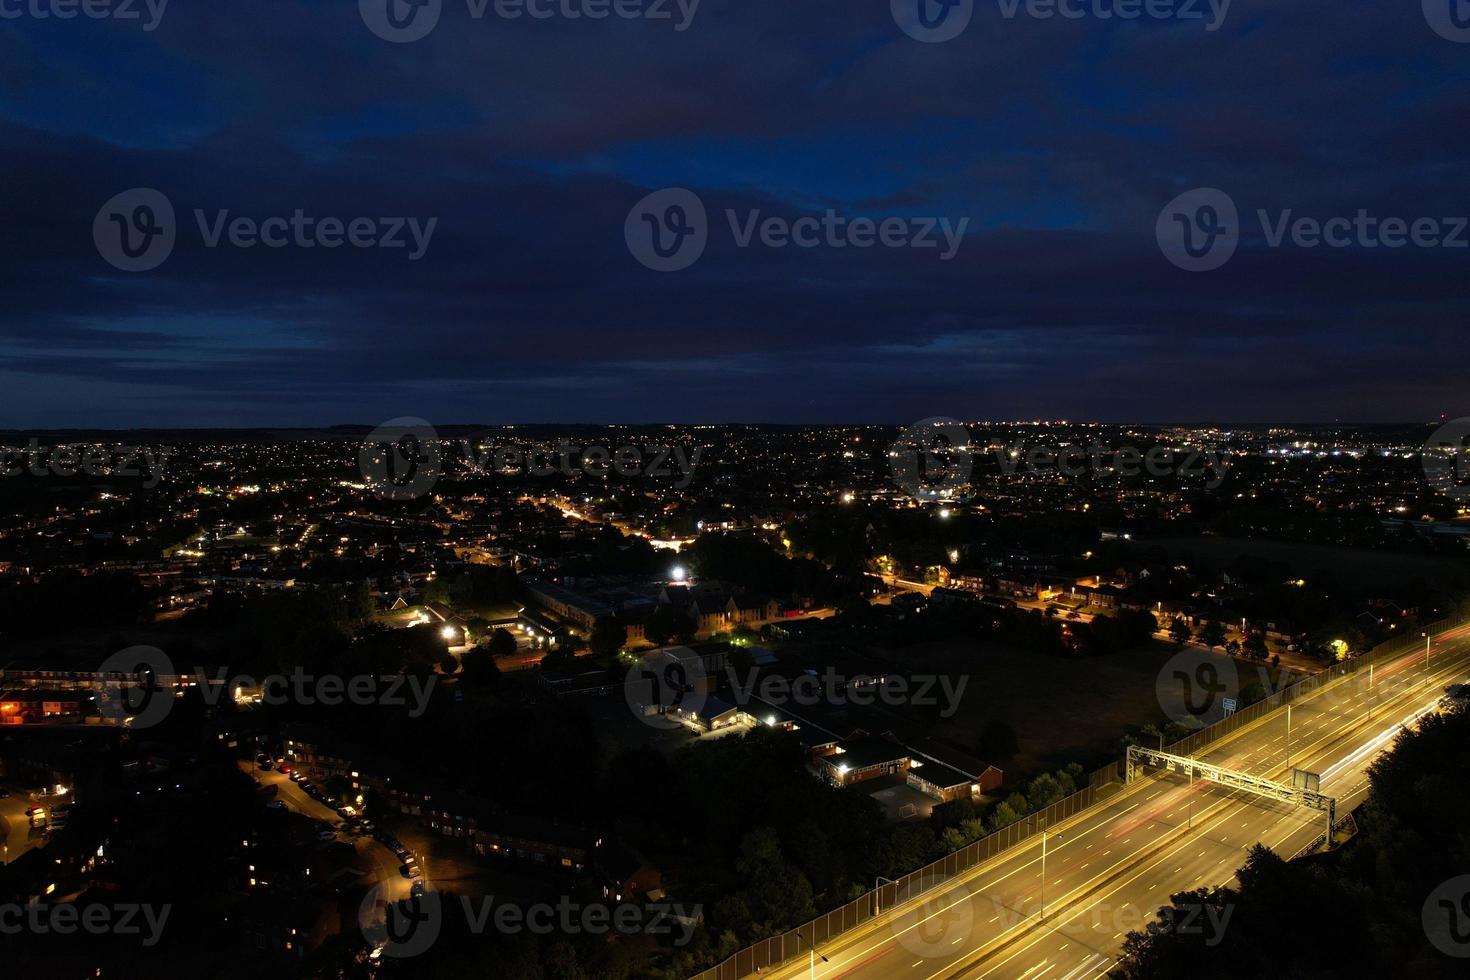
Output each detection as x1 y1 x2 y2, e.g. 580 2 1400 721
765 626 1470 980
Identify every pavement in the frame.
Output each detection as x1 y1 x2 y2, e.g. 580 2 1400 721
0 789 58 865
760 625 1470 980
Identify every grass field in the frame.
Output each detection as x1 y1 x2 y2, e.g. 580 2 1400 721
893 637 1217 776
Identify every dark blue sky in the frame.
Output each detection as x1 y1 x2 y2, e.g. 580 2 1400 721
3 1 1468 427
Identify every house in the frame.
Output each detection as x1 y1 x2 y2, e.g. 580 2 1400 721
0 689 91 725
818 735 912 787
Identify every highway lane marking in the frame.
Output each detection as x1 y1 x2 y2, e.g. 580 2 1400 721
948 670 1468 980
776 644 1470 980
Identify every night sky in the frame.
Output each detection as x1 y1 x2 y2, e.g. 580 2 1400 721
3 1 1469 427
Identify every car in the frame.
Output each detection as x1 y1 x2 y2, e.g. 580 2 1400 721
337 805 357 819
399 863 422 879
25 805 45 817
267 800 288 810
289 771 305 782
359 820 375 833
317 830 337 841
0 789 10 799
258 761 274 771
410 881 426 899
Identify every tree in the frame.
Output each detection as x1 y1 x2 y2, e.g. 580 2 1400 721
1244 631 1269 661
1169 618 1192 644
1196 620 1228 650
589 618 626 665
460 644 501 685
488 627 517 659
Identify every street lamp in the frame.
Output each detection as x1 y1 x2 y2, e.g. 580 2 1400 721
873 876 896 916
1025 816 1060 920
794 928 828 979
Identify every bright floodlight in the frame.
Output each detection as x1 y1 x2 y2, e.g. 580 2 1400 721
671 565 687 581
441 625 456 640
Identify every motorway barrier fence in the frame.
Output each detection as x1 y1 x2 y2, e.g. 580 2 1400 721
686 614 1467 980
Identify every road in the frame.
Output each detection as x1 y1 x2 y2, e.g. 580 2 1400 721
0 793 41 865
763 625 1470 980
241 764 414 904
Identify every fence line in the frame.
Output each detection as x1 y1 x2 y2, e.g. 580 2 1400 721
686 614 1466 980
